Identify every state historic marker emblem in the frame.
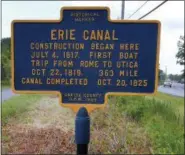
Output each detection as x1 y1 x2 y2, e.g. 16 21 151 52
11 7 161 113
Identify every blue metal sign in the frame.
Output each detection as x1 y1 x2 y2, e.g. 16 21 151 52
11 7 160 112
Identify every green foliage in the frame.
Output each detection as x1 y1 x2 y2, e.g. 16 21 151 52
90 97 151 154
168 73 183 81
115 95 184 154
145 116 184 154
1 38 11 84
91 94 184 154
2 94 42 125
1 37 11 58
176 35 184 76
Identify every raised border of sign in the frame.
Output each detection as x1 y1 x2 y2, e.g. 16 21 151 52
11 6 161 113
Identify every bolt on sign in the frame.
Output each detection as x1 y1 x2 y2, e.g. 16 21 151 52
11 7 161 113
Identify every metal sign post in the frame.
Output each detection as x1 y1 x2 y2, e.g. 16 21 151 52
75 107 90 155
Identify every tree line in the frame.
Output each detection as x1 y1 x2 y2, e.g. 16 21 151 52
168 74 183 82
1 37 11 85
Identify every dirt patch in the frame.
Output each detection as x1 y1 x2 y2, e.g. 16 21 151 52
2 96 76 154
2 124 75 154
8 96 75 131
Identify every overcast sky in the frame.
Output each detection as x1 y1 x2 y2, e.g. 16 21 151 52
2 1 184 75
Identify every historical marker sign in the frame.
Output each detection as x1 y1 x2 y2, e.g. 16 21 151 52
12 7 161 112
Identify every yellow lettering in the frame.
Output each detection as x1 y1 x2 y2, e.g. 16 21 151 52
82 30 118 41
135 44 139 50
90 30 96 40
117 61 138 68
119 70 138 77
22 78 25 84
97 79 112 85
30 43 34 49
46 78 88 85
21 78 42 84
120 43 140 50
91 43 114 50
51 29 57 40
130 80 147 86
32 69 46 76
116 79 127 87
51 29 76 40
97 30 104 40
64 69 82 76
104 30 110 40
83 30 89 40
103 61 112 67
125 44 128 50
112 30 118 40
53 60 74 67
130 44 135 50
80 61 99 68
70 29 76 40
58 29 64 40
119 53 138 59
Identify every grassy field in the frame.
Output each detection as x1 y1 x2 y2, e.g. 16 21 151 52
2 92 184 154
146 92 184 120
90 92 184 154
2 94 42 126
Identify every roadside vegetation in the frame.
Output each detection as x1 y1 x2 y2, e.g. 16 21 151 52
90 93 184 154
2 92 184 154
1 38 11 87
2 94 42 126
1 84 10 90
147 92 184 118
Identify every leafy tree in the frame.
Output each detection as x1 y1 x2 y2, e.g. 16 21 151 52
1 37 11 59
1 37 11 84
168 74 182 81
176 36 184 76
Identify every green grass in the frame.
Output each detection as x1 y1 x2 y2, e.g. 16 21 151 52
1 85 10 90
90 99 152 154
90 93 184 154
115 94 184 154
149 92 184 105
146 92 184 119
2 94 42 125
